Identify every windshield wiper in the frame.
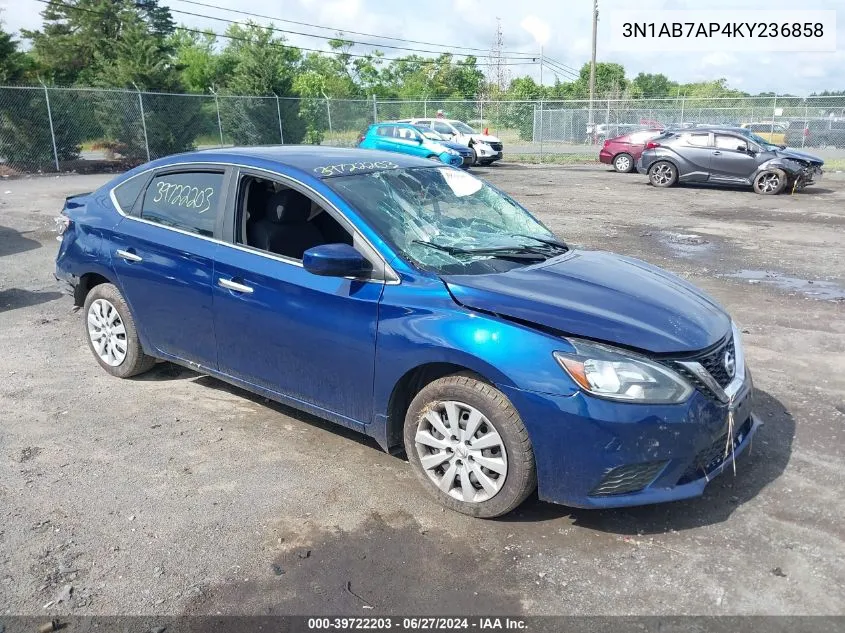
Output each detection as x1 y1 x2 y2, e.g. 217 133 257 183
411 239 555 260
511 233 569 251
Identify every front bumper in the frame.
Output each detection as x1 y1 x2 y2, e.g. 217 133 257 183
440 153 465 167
501 369 759 509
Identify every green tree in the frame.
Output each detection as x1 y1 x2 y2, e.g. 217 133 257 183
216 23 303 144
171 30 221 94
629 73 675 98
23 0 174 85
0 17 31 82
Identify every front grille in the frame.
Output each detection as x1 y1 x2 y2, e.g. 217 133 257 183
677 416 753 484
488 142 503 152
665 333 735 400
589 460 668 496
697 337 735 388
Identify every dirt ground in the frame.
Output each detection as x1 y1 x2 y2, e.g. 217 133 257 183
0 165 843 617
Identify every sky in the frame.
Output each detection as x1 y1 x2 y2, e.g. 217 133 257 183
2 0 844 95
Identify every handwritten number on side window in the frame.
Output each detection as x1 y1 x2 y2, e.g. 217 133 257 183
153 181 214 214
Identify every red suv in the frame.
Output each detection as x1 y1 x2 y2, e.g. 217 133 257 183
599 129 664 173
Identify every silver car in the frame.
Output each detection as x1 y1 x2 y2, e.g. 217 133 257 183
637 127 824 195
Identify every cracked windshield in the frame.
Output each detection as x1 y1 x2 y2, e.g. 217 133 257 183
327 167 565 274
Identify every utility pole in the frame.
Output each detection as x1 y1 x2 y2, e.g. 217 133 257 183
588 0 598 142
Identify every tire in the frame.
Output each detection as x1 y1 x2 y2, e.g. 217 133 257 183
648 160 678 188
470 146 478 165
403 373 537 518
753 169 786 195
613 152 634 173
83 283 156 378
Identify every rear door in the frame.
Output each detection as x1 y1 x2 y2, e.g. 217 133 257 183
111 166 229 369
709 134 759 182
676 132 713 181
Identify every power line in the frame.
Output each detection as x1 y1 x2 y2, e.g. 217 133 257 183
166 4 537 60
544 55 581 75
171 0 540 58
32 0 538 66
542 57 581 80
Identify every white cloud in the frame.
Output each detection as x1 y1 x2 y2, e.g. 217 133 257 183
520 15 551 46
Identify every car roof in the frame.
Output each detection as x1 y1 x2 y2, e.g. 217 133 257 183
664 125 748 134
168 145 434 179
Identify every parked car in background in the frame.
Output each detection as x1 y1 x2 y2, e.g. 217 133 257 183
397 118 503 165
741 122 790 146
358 123 474 167
599 129 664 172
55 146 759 518
638 127 823 194
803 119 845 148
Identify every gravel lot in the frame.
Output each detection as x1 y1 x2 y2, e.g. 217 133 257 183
1 164 843 616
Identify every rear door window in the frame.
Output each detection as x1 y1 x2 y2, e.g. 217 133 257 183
684 133 711 147
376 126 395 137
141 171 225 237
112 172 149 214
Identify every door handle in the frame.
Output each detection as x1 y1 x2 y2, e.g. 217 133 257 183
712 151 722 155
218 278 254 294
116 249 143 263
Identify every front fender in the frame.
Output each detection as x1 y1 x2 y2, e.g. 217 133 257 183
372 275 580 424
754 156 804 178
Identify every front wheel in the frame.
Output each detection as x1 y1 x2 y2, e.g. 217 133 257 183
753 169 786 195
404 374 537 518
83 283 156 378
648 160 678 187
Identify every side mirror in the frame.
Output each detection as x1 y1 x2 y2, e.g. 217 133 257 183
302 244 371 278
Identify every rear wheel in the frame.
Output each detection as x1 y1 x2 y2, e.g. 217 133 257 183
613 152 634 173
753 169 786 195
404 374 536 518
648 161 678 187
83 283 156 378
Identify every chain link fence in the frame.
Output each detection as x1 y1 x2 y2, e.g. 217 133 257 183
2 86 844 175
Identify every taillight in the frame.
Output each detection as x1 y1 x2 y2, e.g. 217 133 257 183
646 141 661 149
54 211 71 242
603 139 610 147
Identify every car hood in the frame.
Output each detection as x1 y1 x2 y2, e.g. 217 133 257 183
441 250 731 354
468 134 501 144
440 141 472 152
774 147 824 165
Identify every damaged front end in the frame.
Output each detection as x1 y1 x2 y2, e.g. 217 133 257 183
762 155 824 191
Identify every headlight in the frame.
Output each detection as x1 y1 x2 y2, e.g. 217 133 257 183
446 148 459 156
554 339 693 404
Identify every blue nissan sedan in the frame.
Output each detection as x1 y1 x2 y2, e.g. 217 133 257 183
55 146 759 518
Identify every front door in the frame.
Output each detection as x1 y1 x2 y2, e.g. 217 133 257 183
212 171 383 425
111 168 228 369
709 134 760 183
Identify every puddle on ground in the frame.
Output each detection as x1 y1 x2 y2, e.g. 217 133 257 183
725 269 845 301
658 231 713 258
